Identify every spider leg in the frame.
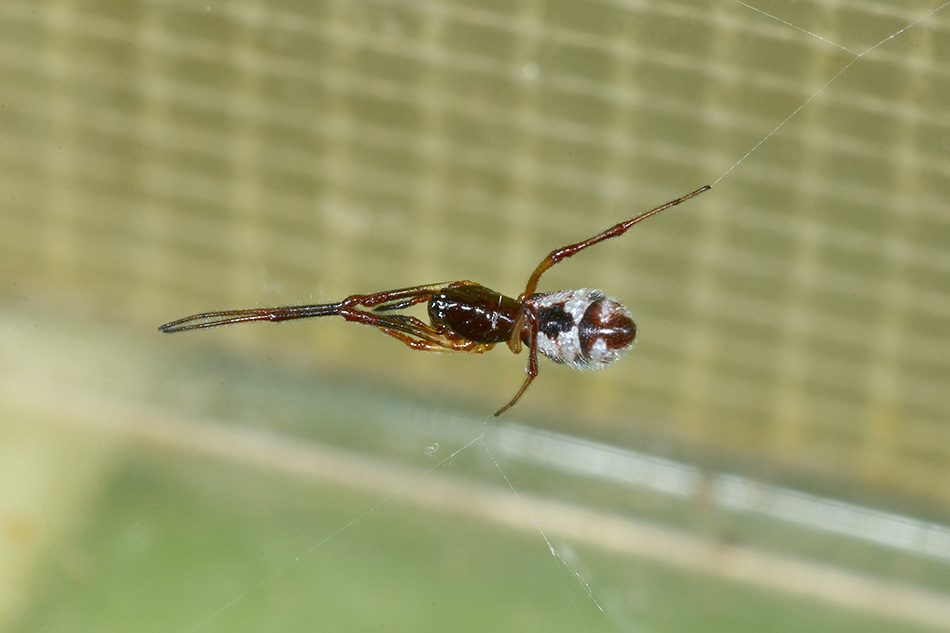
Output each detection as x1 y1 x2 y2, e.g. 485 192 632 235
159 279 497 358
336 307 490 352
494 310 540 416
158 283 450 333
506 310 526 355
373 280 479 313
520 185 710 298
363 283 454 312
379 326 494 353
158 302 345 332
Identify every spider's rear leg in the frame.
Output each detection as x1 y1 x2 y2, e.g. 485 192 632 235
334 304 493 354
495 311 540 416
380 327 494 353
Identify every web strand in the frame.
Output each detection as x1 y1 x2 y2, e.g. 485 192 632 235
732 0 859 54
181 432 486 632
715 0 950 185
482 440 606 616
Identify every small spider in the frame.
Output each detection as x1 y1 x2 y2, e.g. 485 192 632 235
159 185 710 415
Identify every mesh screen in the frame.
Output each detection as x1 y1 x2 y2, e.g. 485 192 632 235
2 0 949 511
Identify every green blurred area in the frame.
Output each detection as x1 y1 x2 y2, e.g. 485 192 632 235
3 311 949 632
2 0 949 631
11 454 943 633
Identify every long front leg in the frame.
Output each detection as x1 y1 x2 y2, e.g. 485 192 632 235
520 186 710 297
158 283 450 333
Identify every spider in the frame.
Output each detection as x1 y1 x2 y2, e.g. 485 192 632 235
159 185 710 415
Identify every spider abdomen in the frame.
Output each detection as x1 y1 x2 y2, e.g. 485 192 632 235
526 289 636 370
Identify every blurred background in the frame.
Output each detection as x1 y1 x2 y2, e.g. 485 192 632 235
2 0 949 631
